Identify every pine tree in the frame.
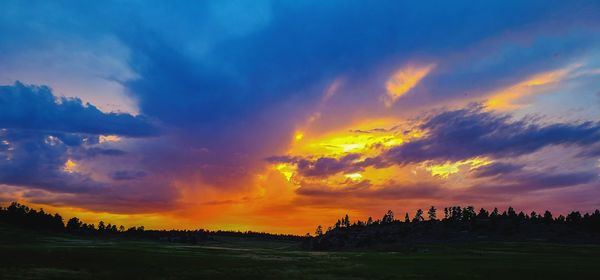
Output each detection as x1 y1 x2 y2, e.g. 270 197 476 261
413 209 424 222
315 225 323 236
427 206 437 221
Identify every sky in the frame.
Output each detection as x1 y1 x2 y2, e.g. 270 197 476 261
1 0 600 234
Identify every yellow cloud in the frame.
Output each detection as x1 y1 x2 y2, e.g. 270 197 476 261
425 157 492 179
99 135 121 143
384 64 435 107
289 118 419 158
344 173 363 181
486 64 581 111
273 118 425 184
63 159 78 173
274 163 296 182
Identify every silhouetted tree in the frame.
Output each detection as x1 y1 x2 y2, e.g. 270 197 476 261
478 208 489 219
462 206 476 222
382 210 394 224
427 206 437 221
450 206 462 221
98 221 106 232
343 214 350 227
566 211 582 225
507 207 517 219
5 201 600 250
543 210 553 224
310 205 600 250
490 208 499 219
413 209 424 223
315 225 323 236
66 217 82 233
530 211 539 221
518 211 526 222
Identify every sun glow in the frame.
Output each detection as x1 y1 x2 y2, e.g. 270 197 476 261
294 131 304 141
288 119 421 158
272 118 425 185
344 173 363 181
275 163 295 182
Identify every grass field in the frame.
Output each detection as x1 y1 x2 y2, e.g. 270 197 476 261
1 225 599 279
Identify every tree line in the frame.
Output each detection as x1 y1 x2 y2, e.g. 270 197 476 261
4 202 600 250
308 206 600 250
0 202 305 243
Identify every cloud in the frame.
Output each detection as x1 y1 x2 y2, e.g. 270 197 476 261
0 130 105 194
384 106 600 164
383 64 435 107
270 106 600 179
0 82 159 137
515 171 597 189
113 1 600 190
0 82 161 203
81 147 126 158
471 162 524 178
296 179 443 200
268 153 387 178
476 171 598 195
296 154 362 177
485 65 578 110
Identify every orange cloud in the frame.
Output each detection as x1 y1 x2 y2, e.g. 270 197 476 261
485 64 581 110
99 135 121 143
383 64 435 107
63 159 78 173
424 157 492 179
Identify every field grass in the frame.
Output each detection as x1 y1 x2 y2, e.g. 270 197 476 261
1 225 599 279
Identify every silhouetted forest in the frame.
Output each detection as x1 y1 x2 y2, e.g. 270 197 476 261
3 202 600 250
0 202 305 243
307 206 600 250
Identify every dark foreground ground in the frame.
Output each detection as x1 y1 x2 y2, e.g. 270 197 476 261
1 225 599 280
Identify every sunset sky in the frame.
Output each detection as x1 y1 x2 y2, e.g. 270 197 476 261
1 1 600 234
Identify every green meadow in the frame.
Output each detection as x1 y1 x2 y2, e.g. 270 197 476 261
1 225 599 280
